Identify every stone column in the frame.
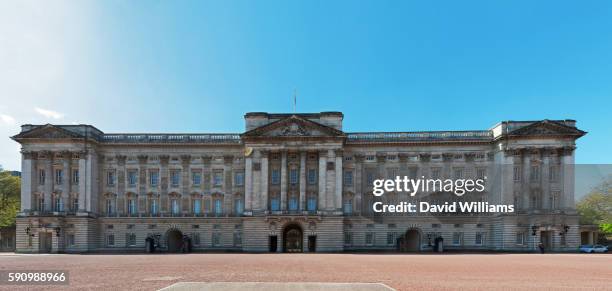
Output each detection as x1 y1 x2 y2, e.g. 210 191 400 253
85 150 98 213
43 151 53 212
280 151 288 211
78 151 87 212
542 149 551 209
62 151 72 212
299 152 307 211
522 150 531 209
261 151 269 211
137 155 149 215
354 154 364 214
20 151 35 212
116 155 126 213
561 146 575 209
245 155 253 211
159 155 169 214
335 150 343 211
318 150 327 210
223 155 233 214
181 155 191 215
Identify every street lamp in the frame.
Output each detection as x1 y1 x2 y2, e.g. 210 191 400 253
54 226 61 237
531 225 538 236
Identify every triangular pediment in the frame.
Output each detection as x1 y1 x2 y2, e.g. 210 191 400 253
12 124 83 140
242 115 345 138
508 120 586 137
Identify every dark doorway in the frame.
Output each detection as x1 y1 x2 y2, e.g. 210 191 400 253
308 235 317 252
540 231 552 250
167 229 183 252
403 229 421 252
269 235 278 252
283 224 303 253
39 232 52 253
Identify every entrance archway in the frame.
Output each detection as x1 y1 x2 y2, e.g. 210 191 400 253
403 229 421 252
283 224 303 253
166 229 183 253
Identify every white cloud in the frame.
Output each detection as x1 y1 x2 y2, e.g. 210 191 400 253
35 107 64 119
0 114 15 125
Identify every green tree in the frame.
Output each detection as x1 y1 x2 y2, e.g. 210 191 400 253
0 169 21 228
577 176 612 234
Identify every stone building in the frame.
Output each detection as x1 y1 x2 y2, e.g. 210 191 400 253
12 112 586 253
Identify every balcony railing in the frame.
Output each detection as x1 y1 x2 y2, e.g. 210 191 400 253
102 133 242 144
346 131 493 143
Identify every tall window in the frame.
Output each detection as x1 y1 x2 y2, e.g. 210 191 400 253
234 199 244 214
234 172 244 186
126 233 136 247
513 166 522 181
149 171 159 186
343 199 352 214
128 170 138 186
475 232 484 245
192 171 202 186
54 196 63 211
106 199 114 215
366 172 374 184
307 196 317 212
128 199 136 215
270 196 280 211
150 199 158 215
516 232 525 245
72 198 79 211
193 199 202 215
39 169 45 185
344 171 353 186
55 169 63 184
289 196 298 211
387 232 396 245
452 232 463 245
214 199 223 215
171 199 179 215
107 170 115 186
38 197 45 211
530 165 540 182
271 169 280 185
107 234 115 246
213 171 223 186
549 166 559 182
289 169 298 184
171 170 180 186
307 169 317 184
551 191 560 209
72 169 79 184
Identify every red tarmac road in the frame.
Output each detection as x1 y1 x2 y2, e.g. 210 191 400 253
0 253 610 290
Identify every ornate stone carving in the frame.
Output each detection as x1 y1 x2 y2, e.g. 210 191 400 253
115 155 127 165
137 155 148 164
418 153 431 162
442 153 454 162
280 123 309 136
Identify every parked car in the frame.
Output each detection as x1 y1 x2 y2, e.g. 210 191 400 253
579 244 609 253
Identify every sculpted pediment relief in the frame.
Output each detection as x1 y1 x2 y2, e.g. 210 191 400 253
13 124 82 140
508 120 585 137
242 115 345 138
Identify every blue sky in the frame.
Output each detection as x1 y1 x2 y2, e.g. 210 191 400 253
1 0 612 170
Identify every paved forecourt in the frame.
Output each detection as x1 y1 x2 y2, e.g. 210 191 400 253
0 253 609 290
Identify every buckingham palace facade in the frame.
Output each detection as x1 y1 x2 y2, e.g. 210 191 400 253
12 112 586 253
